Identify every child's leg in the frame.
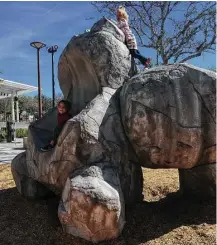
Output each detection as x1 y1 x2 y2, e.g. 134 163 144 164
130 49 150 66
53 125 63 145
40 126 63 152
40 143 53 152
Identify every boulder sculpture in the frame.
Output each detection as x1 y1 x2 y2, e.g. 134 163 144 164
11 17 216 243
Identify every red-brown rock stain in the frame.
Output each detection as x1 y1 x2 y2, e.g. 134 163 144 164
66 189 119 242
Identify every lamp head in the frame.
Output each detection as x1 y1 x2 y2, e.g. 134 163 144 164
47 45 58 53
30 41 46 49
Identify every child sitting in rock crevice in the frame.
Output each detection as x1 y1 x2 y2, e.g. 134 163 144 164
41 100 71 152
117 6 151 68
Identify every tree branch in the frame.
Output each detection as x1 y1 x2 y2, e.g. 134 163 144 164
179 53 202 63
92 1 216 65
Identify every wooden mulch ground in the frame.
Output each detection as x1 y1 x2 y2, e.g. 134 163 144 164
0 164 216 245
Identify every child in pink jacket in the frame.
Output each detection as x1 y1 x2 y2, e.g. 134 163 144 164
117 6 151 68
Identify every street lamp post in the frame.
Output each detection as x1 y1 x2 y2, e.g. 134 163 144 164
47 45 58 108
30 41 46 118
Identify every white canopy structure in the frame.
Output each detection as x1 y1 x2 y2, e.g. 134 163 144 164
0 78 38 122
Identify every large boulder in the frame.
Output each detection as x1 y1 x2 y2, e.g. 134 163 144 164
12 86 143 243
58 163 125 243
120 63 216 169
179 163 216 198
12 17 137 196
11 152 54 199
12 17 143 242
11 15 216 244
58 17 132 116
20 87 143 201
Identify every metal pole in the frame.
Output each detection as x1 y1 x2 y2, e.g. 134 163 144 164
37 48 42 118
47 45 58 108
16 100 19 122
52 52 55 108
11 92 15 122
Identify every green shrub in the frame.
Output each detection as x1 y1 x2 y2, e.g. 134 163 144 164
0 127 7 141
16 128 28 138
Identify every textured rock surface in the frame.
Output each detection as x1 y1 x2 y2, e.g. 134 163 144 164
13 87 143 204
179 163 216 198
25 117 82 194
12 86 142 242
98 88 143 203
11 152 53 199
58 163 125 243
63 87 143 204
58 17 132 115
121 63 216 169
23 89 112 194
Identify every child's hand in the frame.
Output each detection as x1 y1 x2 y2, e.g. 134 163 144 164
50 140 54 145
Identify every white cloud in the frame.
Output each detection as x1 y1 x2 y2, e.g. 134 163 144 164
0 2 72 61
0 2 98 63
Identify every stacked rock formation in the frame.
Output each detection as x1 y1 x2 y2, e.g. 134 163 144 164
11 17 216 243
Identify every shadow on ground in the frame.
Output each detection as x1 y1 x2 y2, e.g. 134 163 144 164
0 188 215 245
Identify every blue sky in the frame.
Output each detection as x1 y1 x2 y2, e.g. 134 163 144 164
0 1 216 98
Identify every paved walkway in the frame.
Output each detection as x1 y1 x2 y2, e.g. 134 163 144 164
0 139 25 164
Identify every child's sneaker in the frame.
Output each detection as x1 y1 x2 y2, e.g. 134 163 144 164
144 58 151 68
40 144 54 152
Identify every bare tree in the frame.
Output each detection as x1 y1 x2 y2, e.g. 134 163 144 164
92 1 216 65
55 92 64 104
0 93 65 121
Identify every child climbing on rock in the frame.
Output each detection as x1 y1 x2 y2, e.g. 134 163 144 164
117 6 151 68
40 100 71 152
